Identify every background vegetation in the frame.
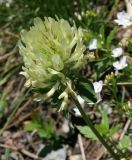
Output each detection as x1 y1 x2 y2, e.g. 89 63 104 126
0 0 131 160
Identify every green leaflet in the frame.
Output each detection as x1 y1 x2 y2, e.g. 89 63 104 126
75 77 97 103
77 110 120 140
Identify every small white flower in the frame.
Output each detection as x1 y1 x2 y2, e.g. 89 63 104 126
73 95 85 117
73 108 81 117
77 95 85 107
113 56 128 71
93 80 103 103
93 80 103 94
88 38 97 50
114 11 132 28
112 48 123 57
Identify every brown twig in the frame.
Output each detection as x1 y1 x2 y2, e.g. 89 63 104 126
15 98 33 117
119 119 131 140
119 0 132 47
3 30 19 38
103 82 132 86
119 28 132 47
0 143 40 160
7 108 39 129
78 134 86 160
108 0 120 19
0 52 12 62
21 149 40 160
125 0 132 14
0 89 29 135
0 143 17 151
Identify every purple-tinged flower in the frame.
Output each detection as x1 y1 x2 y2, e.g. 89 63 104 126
114 11 132 28
112 48 123 57
113 56 128 71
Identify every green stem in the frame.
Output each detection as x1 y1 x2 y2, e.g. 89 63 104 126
69 87 120 160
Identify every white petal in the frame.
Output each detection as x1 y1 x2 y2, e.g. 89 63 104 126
113 61 120 70
113 56 128 70
88 39 97 50
77 95 85 107
93 80 103 93
117 11 125 19
73 108 81 117
120 56 127 65
112 48 123 57
114 11 132 28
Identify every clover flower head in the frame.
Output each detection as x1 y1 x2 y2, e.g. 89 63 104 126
18 17 86 99
112 48 123 57
88 38 97 50
93 80 103 94
113 56 128 71
114 11 132 28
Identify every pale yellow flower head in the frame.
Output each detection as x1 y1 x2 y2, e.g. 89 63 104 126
18 17 86 98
